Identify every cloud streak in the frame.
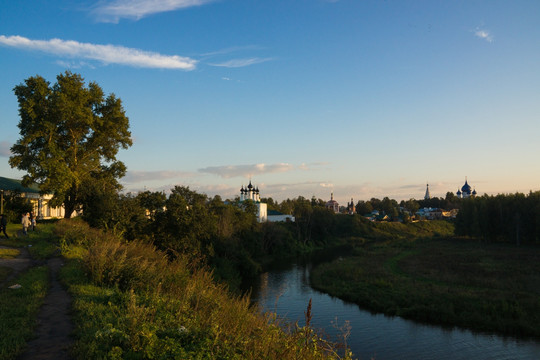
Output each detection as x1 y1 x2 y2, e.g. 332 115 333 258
208 57 274 68
124 170 197 183
92 0 214 22
0 35 197 70
199 163 295 178
475 29 493 43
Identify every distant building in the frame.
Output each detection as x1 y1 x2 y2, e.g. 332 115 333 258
456 178 477 199
239 181 267 222
0 176 76 219
424 183 431 200
347 198 355 215
325 192 340 213
267 210 295 222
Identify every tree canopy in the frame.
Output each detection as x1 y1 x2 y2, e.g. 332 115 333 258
9 71 132 217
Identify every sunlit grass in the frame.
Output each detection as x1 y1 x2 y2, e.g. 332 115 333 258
0 248 20 259
56 219 351 359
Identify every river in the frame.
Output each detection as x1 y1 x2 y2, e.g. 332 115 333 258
248 251 540 360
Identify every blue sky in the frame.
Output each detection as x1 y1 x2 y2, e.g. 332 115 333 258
1 0 539 204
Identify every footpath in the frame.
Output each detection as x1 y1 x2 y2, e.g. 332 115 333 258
0 242 74 359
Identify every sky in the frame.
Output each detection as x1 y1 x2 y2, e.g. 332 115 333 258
1 0 540 205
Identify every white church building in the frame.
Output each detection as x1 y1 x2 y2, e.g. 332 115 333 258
239 181 295 222
239 181 267 222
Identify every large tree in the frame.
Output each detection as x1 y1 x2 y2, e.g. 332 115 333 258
9 71 132 218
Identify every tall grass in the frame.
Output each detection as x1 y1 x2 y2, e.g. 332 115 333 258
56 219 351 359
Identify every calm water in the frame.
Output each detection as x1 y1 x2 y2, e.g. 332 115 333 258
249 253 540 360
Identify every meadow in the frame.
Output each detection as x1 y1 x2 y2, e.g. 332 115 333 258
310 234 540 338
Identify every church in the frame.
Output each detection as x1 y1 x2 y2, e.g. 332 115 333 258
239 181 267 222
325 192 340 213
456 178 477 199
238 181 295 222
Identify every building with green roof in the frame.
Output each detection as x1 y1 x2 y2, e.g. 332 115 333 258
0 176 71 218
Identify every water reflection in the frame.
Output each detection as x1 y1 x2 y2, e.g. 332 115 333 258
249 253 540 360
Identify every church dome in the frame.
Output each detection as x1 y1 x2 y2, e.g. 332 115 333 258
461 180 472 193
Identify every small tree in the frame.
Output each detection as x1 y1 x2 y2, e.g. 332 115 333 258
10 71 132 218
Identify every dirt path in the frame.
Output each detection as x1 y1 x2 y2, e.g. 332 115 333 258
18 257 74 360
0 245 74 359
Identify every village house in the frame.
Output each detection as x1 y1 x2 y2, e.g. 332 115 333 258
0 176 75 219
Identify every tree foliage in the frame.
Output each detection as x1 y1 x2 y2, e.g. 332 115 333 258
9 71 132 217
455 192 540 244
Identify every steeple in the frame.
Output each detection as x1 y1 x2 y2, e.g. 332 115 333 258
424 183 431 200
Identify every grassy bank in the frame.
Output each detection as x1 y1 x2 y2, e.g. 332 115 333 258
56 219 351 359
311 233 540 338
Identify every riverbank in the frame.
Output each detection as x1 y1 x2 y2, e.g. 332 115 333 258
310 236 540 339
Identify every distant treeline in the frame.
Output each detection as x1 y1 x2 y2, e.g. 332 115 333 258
9 185 537 287
76 186 463 288
454 191 540 245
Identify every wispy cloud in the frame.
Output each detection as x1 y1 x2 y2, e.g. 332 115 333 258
199 163 294 178
0 141 11 157
200 45 264 58
123 170 197 183
0 35 197 70
208 57 274 68
91 0 214 23
475 29 494 43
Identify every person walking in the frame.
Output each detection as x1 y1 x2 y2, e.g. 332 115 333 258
0 214 8 238
30 212 36 231
22 212 31 235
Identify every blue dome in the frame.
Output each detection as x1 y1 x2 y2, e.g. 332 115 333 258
461 180 472 193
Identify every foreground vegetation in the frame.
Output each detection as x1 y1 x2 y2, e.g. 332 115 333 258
56 219 351 359
0 225 55 360
311 232 540 339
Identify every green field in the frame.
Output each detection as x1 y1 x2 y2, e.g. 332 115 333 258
310 237 540 338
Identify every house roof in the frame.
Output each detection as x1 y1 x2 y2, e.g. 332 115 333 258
0 177 41 194
268 210 285 216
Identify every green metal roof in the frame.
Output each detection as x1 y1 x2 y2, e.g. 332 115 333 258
0 176 41 194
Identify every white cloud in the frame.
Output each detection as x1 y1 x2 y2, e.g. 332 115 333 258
199 163 294 178
475 29 494 43
208 57 274 68
0 141 11 157
92 0 214 23
0 35 197 70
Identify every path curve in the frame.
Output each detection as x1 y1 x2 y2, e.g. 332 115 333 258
0 245 33 288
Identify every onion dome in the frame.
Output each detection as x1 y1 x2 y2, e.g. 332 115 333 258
240 186 245 193
247 181 253 190
456 188 462 196
461 180 472 193
472 188 477 195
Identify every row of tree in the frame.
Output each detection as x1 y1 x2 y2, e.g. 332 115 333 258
454 192 540 245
